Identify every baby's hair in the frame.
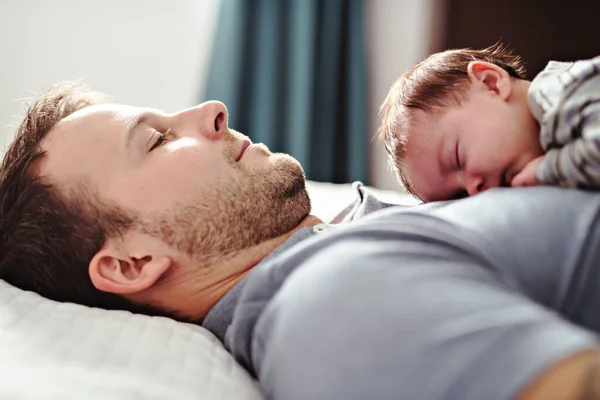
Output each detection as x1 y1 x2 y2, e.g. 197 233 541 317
378 42 526 196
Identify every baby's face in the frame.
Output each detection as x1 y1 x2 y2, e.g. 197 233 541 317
402 85 542 202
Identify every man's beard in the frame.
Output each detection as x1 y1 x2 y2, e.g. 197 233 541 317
141 131 311 266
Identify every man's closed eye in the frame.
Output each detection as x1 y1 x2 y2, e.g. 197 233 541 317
149 129 173 151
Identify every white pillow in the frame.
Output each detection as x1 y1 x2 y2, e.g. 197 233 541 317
0 280 264 400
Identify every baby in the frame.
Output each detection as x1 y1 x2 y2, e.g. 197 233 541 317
379 43 600 202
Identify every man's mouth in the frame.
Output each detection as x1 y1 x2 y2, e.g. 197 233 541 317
236 139 252 161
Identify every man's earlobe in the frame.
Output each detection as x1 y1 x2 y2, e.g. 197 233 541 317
89 241 172 295
467 61 512 100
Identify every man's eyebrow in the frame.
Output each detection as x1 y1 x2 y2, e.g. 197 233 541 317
125 112 150 149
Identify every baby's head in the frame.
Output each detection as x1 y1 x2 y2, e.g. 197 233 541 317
380 44 543 202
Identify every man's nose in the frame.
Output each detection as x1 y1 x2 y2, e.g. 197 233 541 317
173 101 229 140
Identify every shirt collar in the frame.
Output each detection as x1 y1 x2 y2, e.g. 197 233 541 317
202 224 327 342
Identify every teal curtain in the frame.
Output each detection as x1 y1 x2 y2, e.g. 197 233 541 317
203 0 369 184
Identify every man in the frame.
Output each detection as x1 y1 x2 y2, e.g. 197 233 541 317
0 82 599 400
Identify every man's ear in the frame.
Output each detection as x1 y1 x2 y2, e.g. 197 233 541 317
467 60 512 100
89 233 173 295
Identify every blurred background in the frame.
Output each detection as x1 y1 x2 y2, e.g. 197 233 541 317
0 0 599 190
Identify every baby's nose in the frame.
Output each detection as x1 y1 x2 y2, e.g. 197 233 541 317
466 176 486 196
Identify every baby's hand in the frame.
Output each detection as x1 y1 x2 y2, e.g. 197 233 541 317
511 156 543 187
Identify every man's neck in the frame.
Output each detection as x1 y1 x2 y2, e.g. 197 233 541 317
152 214 323 321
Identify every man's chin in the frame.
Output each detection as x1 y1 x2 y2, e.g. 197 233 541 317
271 152 304 173
280 171 306 199
271 154 306 193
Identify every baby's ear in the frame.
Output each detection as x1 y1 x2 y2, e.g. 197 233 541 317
467 61 512 100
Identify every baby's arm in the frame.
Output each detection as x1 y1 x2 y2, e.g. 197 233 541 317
536 113 600 188
512 130 600 189
536 131 600 188
511 156 543 187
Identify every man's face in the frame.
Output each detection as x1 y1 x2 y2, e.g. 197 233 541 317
403 84 543 202
39 101 311 265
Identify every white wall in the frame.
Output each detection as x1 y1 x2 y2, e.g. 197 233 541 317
367 0 446 190
0 0 220 148
0 0 442 191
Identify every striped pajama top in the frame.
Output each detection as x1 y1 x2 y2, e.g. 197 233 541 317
529 55 600 188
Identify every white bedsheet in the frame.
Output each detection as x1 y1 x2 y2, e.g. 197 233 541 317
0 181 414 399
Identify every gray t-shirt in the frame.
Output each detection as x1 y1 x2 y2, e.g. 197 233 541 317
211 185 600 400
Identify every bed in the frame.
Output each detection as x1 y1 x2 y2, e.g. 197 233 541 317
0 181 416 399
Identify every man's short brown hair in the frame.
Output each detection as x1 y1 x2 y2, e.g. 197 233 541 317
378 43 527 197
0 83 170 317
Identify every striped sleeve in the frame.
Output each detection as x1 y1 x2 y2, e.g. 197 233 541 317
530 56 600 188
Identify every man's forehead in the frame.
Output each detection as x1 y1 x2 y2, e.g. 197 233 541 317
39 104 143 183
60 103 141 126
46 103 168 148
